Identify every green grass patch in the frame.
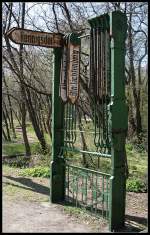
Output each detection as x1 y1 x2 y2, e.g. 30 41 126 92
126 142 147 179
63 204 85 217
126 178 147 193
19 166 50 178
2 143 25 155
2 142 46 156
26 123 35 133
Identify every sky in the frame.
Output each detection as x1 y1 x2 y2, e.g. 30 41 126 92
3 2 148 68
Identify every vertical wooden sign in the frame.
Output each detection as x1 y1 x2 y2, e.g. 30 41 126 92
59 45 68 102
67 44 80 104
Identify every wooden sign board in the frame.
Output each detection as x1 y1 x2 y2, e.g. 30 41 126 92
59 45 68 102
6 27 63 48
67 44 80 104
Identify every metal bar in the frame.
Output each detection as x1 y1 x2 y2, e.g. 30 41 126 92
102 175 104 217
72 169 75 202
94 174 97 213
50 47 65 203
98 155 100 169
101 30 104 151
109 11 128 231
91 173 94 212
85 172 88 206
65 164 111 177
81 174 84 204
78 34 90 39
58 129 109 135
75 170 78 207
71 104 74 146
65 103 68 145
64 140 75 144
68 165 69 199
73 104 77 143
61 146 112 158
68 103 71 147
106 176 109 219
97 27 101 149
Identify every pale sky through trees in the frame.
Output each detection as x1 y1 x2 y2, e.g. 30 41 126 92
3 2 148 68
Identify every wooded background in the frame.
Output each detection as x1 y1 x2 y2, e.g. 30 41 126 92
2 2 148 156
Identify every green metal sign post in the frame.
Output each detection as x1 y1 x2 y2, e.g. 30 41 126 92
108 11 128 231
50 34 81 202
50 47 65 202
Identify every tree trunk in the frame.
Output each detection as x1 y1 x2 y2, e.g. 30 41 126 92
25 87 47 152
77 108 89 168
21 101 31 156
2 128 8 141
3 72 16 138
3 101 12 131
19 2 31 157
46 96 52 139
128 12 142 137
3 109 11 141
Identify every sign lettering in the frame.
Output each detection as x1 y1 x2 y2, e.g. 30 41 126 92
60 45 68 102
6 27 63 48
67 44 80 104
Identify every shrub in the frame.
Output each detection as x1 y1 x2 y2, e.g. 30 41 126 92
126 178 147 193
31 142 51 155
19 166 50 178
126 143 133 152
3 156 30 168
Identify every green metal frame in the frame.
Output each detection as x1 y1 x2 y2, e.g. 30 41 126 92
108 11 128 231
65 164 111 219
50 11 128 232
50 47 65 202
50 34 81 202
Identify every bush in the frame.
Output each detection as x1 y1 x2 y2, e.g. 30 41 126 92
126 143 133 152
126 178 147 193
31 143 43 154
19 166 50 178
31 142 51 155
3 156 30 168
130 132 147 153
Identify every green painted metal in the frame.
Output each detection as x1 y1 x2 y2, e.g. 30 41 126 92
50 47 65 202
50 11 128 232
50 33 81 203
61 146 111 158
88 10 127 231
88 13 111 154
65 163 110 219
108 11 128 231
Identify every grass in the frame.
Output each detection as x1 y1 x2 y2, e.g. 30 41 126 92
2 142 40 156
19 166 50 178
2 143 26 155
2 165 49 202
3 119 148 192
126 143 147 178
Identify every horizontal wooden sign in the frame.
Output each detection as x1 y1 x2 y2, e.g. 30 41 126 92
6 27 63 48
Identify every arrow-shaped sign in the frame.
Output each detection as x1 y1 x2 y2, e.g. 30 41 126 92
6 27 63 48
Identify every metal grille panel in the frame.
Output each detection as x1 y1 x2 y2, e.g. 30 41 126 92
65 164 110 219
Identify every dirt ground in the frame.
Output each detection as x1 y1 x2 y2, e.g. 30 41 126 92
2 167 148 233
3 197 97 233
